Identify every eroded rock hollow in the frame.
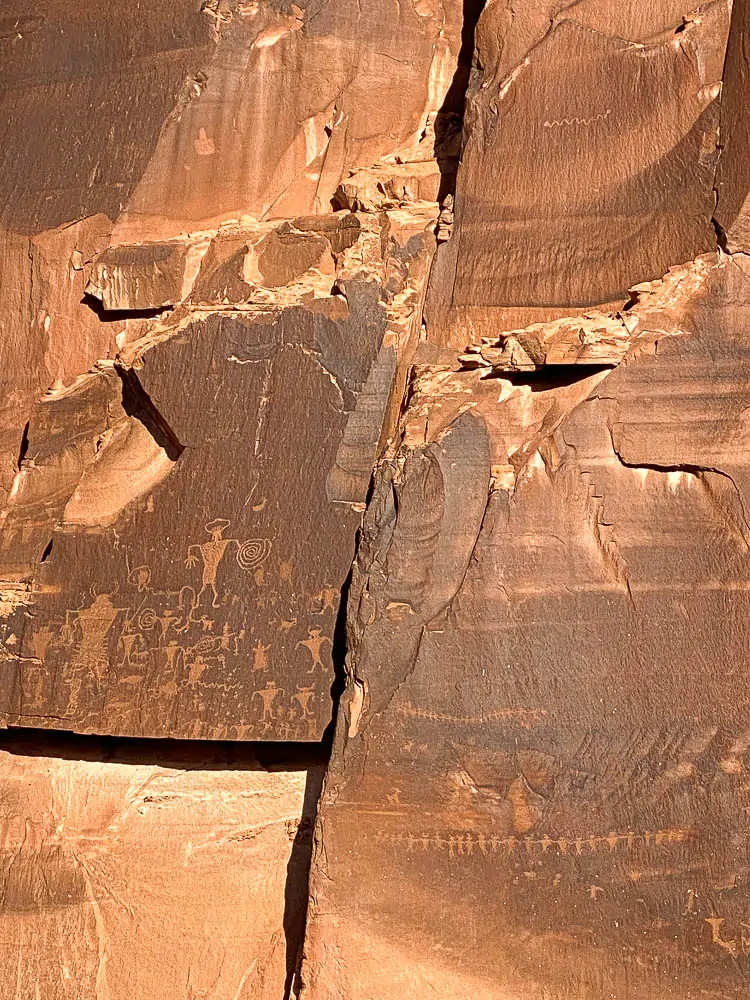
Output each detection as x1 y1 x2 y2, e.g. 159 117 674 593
2 0 750 997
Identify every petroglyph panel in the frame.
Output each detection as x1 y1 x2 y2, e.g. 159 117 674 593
303 257 750 998
0 296 389 739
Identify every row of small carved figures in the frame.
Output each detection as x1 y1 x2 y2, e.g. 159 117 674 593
396 704 548 728
368 827 696 857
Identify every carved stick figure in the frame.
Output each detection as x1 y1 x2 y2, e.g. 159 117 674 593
253 680 283 722
185 519 232 608
292 685 314 718
296 627 331 674
252 639 270 673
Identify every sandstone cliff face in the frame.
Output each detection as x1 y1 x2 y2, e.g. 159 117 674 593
0 0 457 740
0 736 323 1000
3 0 750 997
302 2 750 997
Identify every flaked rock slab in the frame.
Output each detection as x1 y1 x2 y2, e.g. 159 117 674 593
302 256 750 998
0 739 321 1000
428 1 731 343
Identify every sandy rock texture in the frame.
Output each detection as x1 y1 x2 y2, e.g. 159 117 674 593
4 0 750 997
0 737 323 999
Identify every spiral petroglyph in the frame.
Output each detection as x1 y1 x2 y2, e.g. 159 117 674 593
236 538 272 571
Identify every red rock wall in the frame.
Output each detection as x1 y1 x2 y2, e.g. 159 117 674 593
3 1 750 997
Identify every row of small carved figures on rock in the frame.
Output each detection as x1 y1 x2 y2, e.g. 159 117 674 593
367 827 696 857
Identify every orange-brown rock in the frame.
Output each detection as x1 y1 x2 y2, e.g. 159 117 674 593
303 253 750 997
428 0 732 341
0 735 322 999
8 0 750 996
0 0 462 741
0 209 435 740
715 0 750 250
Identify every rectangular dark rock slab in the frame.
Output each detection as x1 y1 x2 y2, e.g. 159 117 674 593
0 286 392 740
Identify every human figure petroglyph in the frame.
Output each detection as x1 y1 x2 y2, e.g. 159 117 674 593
219 623 244 653
163 641 184 674
63 590 129 681
279 556 294 584
30 625 55 662
253 639 270 672
119 631 146 667
291 685 315 719
368 827 696 858
20 662 47 710
157 610 181 637
185 518 232 608
292 685 319 733
296 627 331 674
185 518 271 607
253 679 284 722
311 586 338 614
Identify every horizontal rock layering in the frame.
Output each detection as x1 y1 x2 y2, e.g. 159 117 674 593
3 0 750 997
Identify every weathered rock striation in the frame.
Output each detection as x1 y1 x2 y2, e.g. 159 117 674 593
4 0 750 997
301 1 750 997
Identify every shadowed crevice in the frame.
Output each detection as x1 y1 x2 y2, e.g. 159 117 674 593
116 364 185 462
0 726 329 769
491 364 616 391
435 0 488 202
81 292 173 323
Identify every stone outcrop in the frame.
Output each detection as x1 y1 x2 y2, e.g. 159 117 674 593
0 734 322 999
300 2 750 997
0 209 435 739
302 252 750 997
4 0 750 997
